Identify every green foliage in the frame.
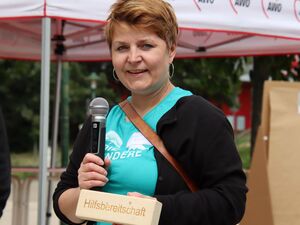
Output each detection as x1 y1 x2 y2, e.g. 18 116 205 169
0 60 124 152
0 60 41 152
67 62 121 142
269 55 299 81
173 57 245 107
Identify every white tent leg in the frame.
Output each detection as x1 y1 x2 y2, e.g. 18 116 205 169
46 56 62 225
38 17 51 225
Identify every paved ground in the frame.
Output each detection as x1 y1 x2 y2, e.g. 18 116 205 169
1 180 60 225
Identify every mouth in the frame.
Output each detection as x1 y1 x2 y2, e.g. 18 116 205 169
127 69 148 75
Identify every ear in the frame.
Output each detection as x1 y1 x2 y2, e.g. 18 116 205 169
169 44 176 63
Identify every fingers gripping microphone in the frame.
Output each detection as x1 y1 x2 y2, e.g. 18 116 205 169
89 97 109 160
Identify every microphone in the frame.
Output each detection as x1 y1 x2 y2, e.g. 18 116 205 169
89 97 109 161
87 97 109 224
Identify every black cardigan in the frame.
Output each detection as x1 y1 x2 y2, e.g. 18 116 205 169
53 95 247 225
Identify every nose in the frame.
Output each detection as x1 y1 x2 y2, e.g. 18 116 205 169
127 47 141 63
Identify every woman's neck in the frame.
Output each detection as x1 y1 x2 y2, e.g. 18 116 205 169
131 82 174 117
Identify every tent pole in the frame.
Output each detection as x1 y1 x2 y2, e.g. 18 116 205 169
38 17 51 225
46 56 62 225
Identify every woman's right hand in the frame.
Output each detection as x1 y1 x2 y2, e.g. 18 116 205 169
77 153 111 189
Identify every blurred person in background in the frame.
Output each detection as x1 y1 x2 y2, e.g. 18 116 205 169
0 105 11 218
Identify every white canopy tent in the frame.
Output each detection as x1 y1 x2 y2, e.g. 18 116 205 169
1 0 300 61
1 1 300 225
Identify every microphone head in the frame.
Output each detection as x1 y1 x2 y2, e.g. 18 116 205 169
89 97 109 116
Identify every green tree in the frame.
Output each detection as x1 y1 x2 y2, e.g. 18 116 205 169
67 62 121 142
173 57 245 108
0 60 41 152
0 60 121 153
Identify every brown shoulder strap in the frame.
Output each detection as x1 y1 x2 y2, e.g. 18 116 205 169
119 100 198 192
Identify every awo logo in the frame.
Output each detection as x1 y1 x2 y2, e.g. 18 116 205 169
230 0 251 14
295 0 300 22
262 0 283 18
193 0 215 11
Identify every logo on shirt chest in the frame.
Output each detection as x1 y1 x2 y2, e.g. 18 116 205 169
105 131 152 160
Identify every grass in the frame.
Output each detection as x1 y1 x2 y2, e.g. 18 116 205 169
11 149 64 167
11 152 39 167
235 130 251 169
11 150 63 179
11 152 39 179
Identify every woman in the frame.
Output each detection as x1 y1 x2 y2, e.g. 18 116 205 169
53 0 247 224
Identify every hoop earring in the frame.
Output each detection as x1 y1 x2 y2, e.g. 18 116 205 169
112 68 119 81
169 63 174 79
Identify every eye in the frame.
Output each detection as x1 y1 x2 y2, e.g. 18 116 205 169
115 45 129 52
140 43 154 50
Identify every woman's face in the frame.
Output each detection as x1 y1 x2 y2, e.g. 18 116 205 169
111 22 176 96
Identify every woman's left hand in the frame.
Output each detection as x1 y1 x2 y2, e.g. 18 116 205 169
127 192 156 200
113 193 156 225
113 192 156 225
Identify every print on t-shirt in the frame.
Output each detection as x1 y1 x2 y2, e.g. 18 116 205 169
106 131 152 161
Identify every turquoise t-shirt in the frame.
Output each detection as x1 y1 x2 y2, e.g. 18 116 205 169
96 87 192 225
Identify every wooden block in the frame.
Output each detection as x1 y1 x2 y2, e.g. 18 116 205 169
76 189 162 225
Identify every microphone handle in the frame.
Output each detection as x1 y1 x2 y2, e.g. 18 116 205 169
91 121 105 158
90 121 106 192
88 122 105 224
98 125 106 160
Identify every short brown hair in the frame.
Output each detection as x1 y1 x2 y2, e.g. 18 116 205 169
105 0 178 50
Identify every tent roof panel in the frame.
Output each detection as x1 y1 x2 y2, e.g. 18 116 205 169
0 0 300 60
